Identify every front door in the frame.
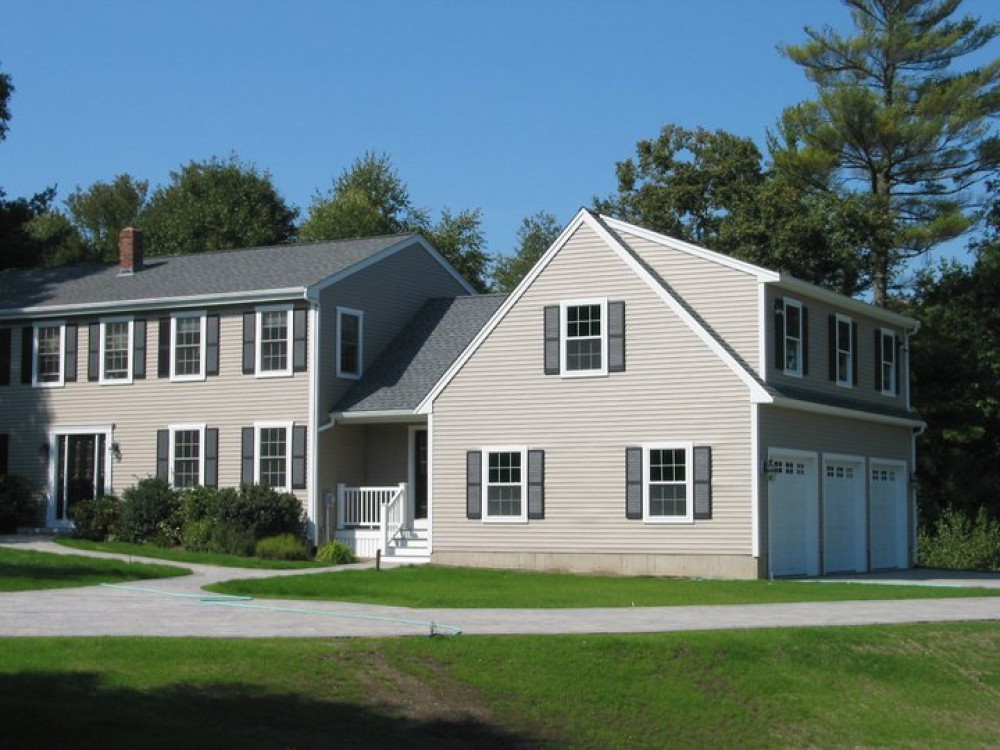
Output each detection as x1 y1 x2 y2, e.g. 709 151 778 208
52 431 109 525
413 428 428 521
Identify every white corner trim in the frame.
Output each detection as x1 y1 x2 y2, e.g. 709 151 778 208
750 402 760 559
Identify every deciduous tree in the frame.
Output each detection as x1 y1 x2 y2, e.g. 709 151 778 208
66 174 149 262
492 211 561 292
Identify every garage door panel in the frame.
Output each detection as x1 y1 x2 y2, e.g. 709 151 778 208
823 460 866 574
871 464 908 570
768 455 819 577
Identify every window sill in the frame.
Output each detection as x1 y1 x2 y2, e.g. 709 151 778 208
255 370 294 379
482 517 528 525
643 517 695 525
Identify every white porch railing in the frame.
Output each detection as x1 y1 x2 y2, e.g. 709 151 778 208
330 483 407 554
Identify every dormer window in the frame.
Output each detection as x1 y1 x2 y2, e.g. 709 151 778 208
782 299 803 376
773 297 809 378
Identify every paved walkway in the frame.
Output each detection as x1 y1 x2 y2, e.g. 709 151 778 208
2 537 999 638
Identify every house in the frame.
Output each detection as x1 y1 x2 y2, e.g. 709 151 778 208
414 210 922 578
1 210 922 579
0 227 475 547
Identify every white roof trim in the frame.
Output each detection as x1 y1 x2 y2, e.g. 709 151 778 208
0 288 307 320
775 276 919 331
602 215 780 281
417 209 772 412
306 234 476 299
768 395 925 428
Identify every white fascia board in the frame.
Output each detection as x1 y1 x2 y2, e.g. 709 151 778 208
1 288 308 320
774 276 919 331
768 395 926 429
585 213 772 403
601 215 780 281
306 234 476 301
415 209 592 414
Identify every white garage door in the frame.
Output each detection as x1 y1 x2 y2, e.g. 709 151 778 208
870 463 908 570
822 460 867 573
768 454 819 577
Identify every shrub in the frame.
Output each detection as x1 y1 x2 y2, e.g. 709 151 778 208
256 533 309 560
315 540 356 565
213 525 257 557
0 474 36 532
218 484 305 540
180 485 234 524
119 477 181 544
918 506 1000 572
69 495 122 541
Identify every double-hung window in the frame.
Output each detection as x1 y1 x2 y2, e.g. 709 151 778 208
880 329 897 395
782 299 803 377
483 447 527 522
835 314 853 387
255 422 292 491
33 322 65 387
644 443 693 523
171 312 205 381
169 424 204 488
101 317 133 384
561 298 607 377
336 307 363 379
257 306 292 377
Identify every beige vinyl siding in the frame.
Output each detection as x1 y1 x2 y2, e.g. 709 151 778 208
432 223 755 558
618 229 762 373
0 309 310 506
318 241 470 414
765 287 910 410
316 423 414 498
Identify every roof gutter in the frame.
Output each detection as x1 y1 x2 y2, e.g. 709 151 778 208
768 394 926 429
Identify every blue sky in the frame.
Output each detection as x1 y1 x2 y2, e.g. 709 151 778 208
1 0 997 261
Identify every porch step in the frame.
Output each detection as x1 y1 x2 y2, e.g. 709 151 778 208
381 527 430 566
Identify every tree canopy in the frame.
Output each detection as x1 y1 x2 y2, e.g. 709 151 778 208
139 156 297 256
66 174 149 262
492 211 562 293
774 0 1000 305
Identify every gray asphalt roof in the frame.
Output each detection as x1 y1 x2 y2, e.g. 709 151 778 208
333 294 507 414
0 233 418 313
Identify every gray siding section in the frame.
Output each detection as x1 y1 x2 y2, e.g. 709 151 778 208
317 242 470 416
431 223 755 558
765 286 910 411
618 230 762 373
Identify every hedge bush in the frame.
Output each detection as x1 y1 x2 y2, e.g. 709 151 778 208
69 495 122 541
119 478 181 545
255 533 309 560
918 506 1000 572
0 474 36 532
315 540 356 565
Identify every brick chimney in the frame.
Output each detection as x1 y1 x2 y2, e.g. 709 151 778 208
118 227 144 275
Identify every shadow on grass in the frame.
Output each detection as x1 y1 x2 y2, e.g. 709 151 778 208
1 672 537 749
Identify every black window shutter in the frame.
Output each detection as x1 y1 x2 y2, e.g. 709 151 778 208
291 425 307 489
156 429 169 481
873 330 883 390
693 446 712 520
527 449 545 520
133 320 146 379
241 427 254 485
206 314 220 376
466 450 482 519
801 306 810 376
88 323 100 382
851 322 859 386
773 302 785 372
64 324 78 383
158 318 170 378
204 427 219 488
21 326 33 384
608 301 626 373
827 315 836 381
543 305 560 375
625 447 643 520
0 433 7 475
0 328 11 386
242 312 256 374
293 309 307 373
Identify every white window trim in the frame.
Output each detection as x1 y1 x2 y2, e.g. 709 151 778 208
643 442 694 524
99 316 134 386
835 313 853 388
336 306 364 380
32 320 66 388
255 305 293 378
481 445 528 524
880 328 897 396
170 310 206 382
254 421 293 492
168 423 205 489
782 298 803 378
559 297 608 378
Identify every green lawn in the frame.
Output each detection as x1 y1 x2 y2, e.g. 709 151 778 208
57 538 332 569
0 547 188 592
206 563 1000 608
1 623 997 748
